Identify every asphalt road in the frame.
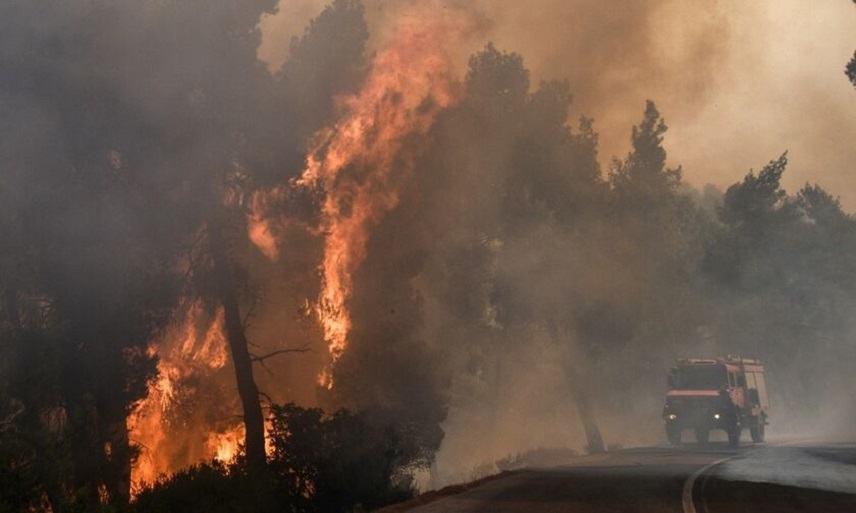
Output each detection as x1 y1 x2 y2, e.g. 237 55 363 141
392 440 856 513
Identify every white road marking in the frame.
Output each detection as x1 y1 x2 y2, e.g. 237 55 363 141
681 456 734 513
681 439 798 513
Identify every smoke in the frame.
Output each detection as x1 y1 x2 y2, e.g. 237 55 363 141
2 0 855 498
125 0 856 482
261 0 856 207
261 0 728 154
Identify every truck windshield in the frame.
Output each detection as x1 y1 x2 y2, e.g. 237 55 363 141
670 365 726 389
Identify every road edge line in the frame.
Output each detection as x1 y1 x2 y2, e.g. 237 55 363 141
681 457 733 513
682 439 805 513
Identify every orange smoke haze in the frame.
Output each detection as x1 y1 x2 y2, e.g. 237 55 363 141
260 0 856 207
127 0 855 492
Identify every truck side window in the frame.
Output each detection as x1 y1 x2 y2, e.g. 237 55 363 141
746 373 756 389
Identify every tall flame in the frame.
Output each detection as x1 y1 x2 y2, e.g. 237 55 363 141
128 301 242 492
250 7 470 388
127 3 473 494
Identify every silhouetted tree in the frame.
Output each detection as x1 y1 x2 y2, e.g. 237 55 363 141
847 52 856 87
849 2 856 87
610 101 681 204
705 153 797 285
702 153 856 417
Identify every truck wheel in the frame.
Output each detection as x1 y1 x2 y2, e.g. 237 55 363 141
695 427 709 445
666 426 681 445
750 418 766 443
727 423 741 447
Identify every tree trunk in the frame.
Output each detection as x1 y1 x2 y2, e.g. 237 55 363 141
549 321 606 454
103 416 132 505
209 223 267 470
570 374 606 454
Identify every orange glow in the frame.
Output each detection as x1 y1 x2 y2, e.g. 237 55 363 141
127 3 474 495
247 7 471 388
293 9 469 388
128 301 239 493
206 425 244 464
247 188 285 261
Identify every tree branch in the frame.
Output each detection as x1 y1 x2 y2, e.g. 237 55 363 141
250 344 313 363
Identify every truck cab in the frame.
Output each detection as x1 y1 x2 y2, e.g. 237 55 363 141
662 356 769 447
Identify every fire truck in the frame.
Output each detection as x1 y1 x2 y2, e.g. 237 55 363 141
662 356 769 447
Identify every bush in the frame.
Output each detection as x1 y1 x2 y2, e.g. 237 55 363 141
129 404 430 513
267 404 428 513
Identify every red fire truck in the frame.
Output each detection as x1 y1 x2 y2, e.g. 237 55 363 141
662 356 769 447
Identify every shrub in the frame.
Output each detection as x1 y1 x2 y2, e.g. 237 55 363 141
129 404 430 513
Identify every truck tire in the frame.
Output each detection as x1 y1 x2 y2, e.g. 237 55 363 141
666 425 681 445
695 427 709 445
727 422 741 447
750 418 766 443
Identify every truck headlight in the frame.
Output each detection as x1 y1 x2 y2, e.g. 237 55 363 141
667 414 677 420
713 413 721 420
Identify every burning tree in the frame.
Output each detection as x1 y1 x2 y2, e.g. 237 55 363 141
3 1 856 511
0 0 287 506
127 0 373 489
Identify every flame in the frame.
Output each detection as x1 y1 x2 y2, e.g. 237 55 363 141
250 6 471 388
128 301 239 492
206 425 245 464
127 3 474 495
247 189 283 261
305 11 467 387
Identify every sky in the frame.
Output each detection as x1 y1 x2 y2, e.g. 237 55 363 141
259 0 856 207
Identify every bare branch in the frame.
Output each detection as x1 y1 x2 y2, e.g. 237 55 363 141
250 344 313 364
258 391 274 410
255 357 274 376
241 288 262 330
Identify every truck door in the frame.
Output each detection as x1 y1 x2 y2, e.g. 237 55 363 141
729 372 745 408
754 372 770 411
